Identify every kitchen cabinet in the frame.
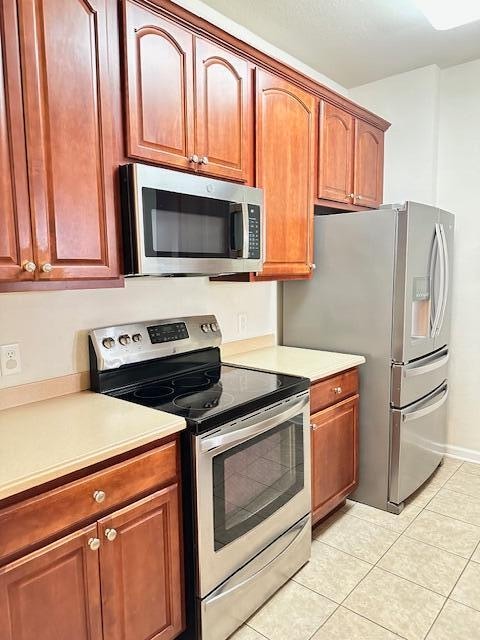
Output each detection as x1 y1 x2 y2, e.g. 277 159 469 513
317 100 384 210
310 370 359 525
0 437 185 640
255 69 316 280
123 0 252 182
0 1 32 283
0 0 120 290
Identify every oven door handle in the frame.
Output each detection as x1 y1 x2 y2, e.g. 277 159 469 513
200 394 309 453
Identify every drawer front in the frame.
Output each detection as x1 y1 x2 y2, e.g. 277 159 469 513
310 369 358 414
0 439 178 564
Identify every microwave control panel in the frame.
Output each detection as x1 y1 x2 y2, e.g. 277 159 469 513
248 205 261 259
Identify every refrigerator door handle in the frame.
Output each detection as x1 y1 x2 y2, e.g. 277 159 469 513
402 386 448 423
403 351 449 378
430 223 445 338
435 224 450 337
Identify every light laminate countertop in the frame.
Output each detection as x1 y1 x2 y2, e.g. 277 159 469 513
0 391 185 501
224 345 365 382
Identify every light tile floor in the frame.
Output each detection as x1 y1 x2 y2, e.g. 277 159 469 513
231 458 480 640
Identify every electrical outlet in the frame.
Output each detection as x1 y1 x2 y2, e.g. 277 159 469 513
237 312 248 334
0 343 21 376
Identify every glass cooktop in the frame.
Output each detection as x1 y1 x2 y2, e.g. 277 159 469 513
113 364 309 431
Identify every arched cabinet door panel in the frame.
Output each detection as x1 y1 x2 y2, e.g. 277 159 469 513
353 119 384 208
318 101 354 204
0 1 33 282
256 70 315 280
195 37 252 182
123 0 195 169
17 0 119 280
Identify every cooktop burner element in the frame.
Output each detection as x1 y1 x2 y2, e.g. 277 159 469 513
89 315 309 433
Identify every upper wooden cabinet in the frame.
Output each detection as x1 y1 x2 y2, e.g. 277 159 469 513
123 0 252 182
255 70 315 280
353 119 384 208
317 99 385 210
0 1 33 282
195 37 252 182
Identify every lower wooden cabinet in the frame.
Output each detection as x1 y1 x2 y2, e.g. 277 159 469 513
310 373 359 526
0 438 185 640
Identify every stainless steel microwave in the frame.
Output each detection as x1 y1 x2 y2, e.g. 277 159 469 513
120 163 264 276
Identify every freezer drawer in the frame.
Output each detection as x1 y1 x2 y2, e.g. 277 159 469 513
389 382 448 507
391 347 449 408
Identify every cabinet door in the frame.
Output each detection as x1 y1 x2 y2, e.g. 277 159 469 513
0 1 33 282
123 0 195 170
17 0 119 281
317 101 354 204
99 485 184 640
195 37 252 182
353 119 384 208
311 395 359 525
256 70 315 280
0 525 103 640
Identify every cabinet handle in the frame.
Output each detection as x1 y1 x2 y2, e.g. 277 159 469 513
41 263 53 273
199 156 209 165
105 528 118 542
23 261 37 273
189 154 199 164
333 386 343 394
93 490 106 504
88 537 101 551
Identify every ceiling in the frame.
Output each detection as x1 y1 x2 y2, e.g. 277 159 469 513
199 0 480 87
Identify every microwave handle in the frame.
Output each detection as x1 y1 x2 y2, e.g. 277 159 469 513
229 204 244 257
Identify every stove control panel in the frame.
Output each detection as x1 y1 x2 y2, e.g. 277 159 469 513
89 315 222 371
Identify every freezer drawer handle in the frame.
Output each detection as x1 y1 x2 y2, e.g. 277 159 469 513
404 353 449 378
402 388 448 423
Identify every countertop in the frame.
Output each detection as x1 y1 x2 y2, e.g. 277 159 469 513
224 345 365 382
0 391 185 501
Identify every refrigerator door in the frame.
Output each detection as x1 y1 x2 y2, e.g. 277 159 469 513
391 202 438 363
433 209 454 351
391 346 449 408
389 382 448 507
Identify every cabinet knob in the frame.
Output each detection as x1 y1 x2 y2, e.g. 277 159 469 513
105 528 118 542
333 386 343 394
23 261 37 273
93 490 106 503
356 195 363 200
88 537 101 551
348 193 355 199
41 263 53 273
310 263 316 270
189 154 199 164
199 156 209 165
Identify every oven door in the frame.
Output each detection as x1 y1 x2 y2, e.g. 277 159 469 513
128 163 263 275
194 392 310 598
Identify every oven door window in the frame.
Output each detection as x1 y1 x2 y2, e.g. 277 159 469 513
142 187 241 258
212 415 304 551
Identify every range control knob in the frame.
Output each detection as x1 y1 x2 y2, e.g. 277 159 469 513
102 337 115 350
201 324 211 333
119 334 131 346
132 333 142 343
210 322 219 332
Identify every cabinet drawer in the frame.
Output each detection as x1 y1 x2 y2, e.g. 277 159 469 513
0 439 178 563
310 369 358 413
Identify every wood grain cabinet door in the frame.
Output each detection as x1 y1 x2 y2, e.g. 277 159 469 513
98 485 184 640
318 101 354 204
0 1 33 282
256 70 315 280
0 525 103 640
311 395 359 525
17 0 119 281
123 0 195 170
195 37 252 182
353 119 384 208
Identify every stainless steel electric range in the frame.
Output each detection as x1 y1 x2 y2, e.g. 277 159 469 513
89 315 311 640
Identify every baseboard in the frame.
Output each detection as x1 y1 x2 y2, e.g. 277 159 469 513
444 445 480 465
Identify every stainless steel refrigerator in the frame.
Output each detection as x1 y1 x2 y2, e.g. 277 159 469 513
283 202 454 513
